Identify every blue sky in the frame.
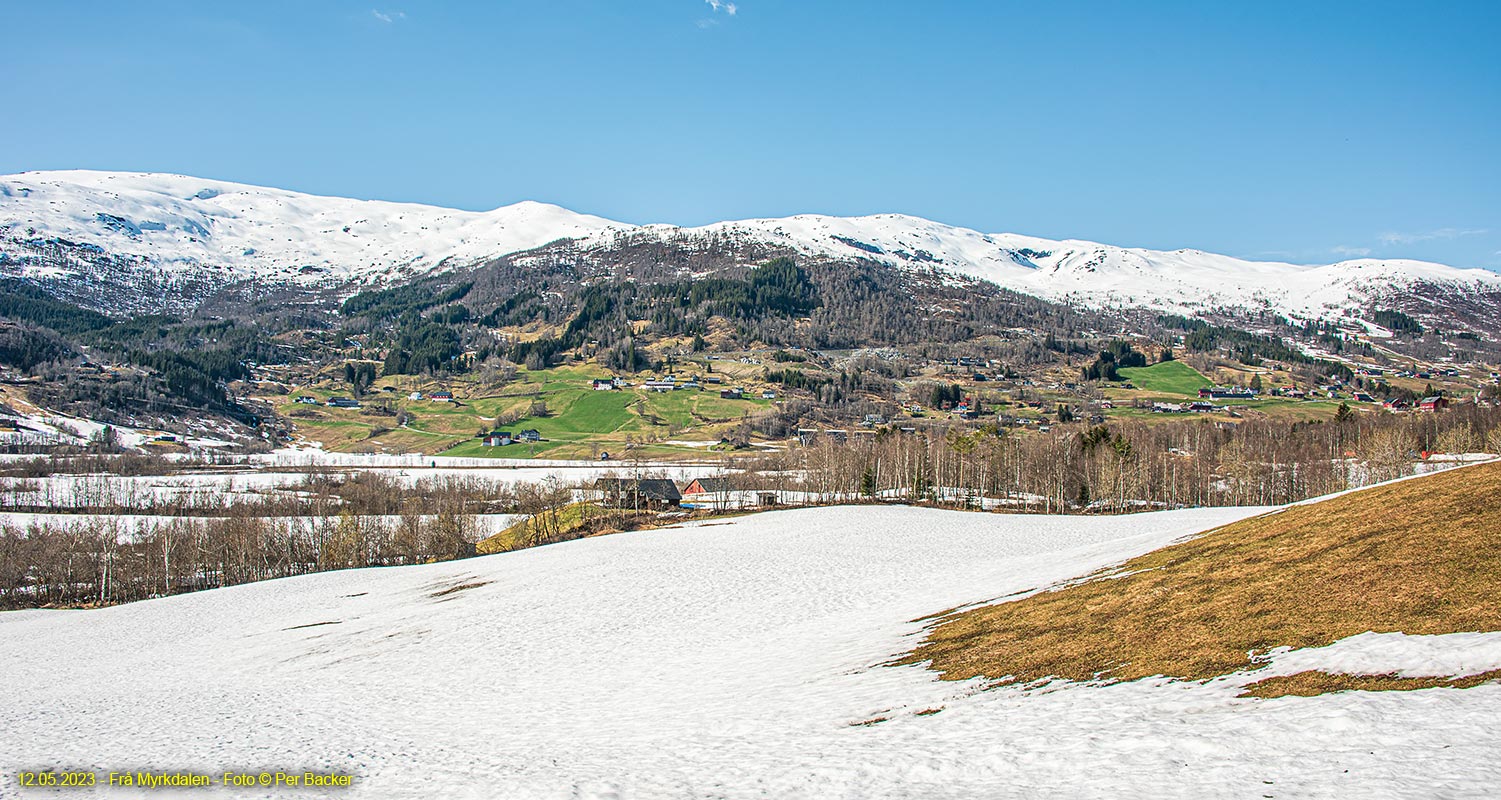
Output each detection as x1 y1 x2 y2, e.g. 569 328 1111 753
3 1 1498 268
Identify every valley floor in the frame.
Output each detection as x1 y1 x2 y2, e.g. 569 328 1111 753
3 504 1499 798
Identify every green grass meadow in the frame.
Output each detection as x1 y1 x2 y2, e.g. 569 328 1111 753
278 364 771 458
1117 361 1212 396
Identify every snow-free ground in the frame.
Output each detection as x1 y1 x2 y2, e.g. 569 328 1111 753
4 504 1500 799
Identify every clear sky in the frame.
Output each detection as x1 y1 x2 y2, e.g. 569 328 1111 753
3 1 1498 269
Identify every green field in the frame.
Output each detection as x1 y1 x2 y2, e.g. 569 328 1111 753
277 364 772 458
1108 360 1339 422
1117 361 1212 396
1108 398 1341 424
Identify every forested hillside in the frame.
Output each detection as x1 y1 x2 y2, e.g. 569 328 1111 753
0 225 1498 456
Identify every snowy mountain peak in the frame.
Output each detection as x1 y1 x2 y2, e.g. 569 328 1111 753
2 169 1498 322
0 170 624 285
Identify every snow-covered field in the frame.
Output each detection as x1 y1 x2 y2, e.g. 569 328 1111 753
0 512 524 538
0 456 722 510
5 503 1499 798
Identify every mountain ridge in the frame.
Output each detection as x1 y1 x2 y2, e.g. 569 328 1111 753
3 169 1499 326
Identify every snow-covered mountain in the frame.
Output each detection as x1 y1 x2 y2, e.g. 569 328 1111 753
3 169 1499 322
675 214 1501 320
0 170 621 286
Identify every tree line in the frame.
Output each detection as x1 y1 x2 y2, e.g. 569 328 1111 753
730 403 1501 513
0 471 506 608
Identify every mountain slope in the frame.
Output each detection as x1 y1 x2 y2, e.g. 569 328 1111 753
0 170 622 300
3 169 1499 327
656 213 1501 322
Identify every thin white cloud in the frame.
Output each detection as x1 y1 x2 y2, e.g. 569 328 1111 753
1330 245 1372 257
371 9 406 24
1378 227 1487 246
705 0 738 15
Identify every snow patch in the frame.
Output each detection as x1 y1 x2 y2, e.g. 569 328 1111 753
1256 631 1501 680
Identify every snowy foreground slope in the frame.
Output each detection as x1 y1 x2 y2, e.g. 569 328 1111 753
5 169 1500 319
6 505 1501 799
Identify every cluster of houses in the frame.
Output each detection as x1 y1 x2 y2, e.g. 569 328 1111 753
1186 382 1455 414
1152 400 1222 414
588 477 779 510
481 429 543 447
996 415 1059 432
1392 368 1460 380
949 396 983 419
1356 365 1461 381
1382 396 1450 412
1198 386 1258 400
592 375 776 400
644 378 697 392
939 356 997 370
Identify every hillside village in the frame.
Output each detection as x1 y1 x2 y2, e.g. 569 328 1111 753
219 330 1499 462
4 325 1495 467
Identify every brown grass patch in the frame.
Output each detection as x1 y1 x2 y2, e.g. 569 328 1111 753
902 461 1501 686
1241 668 1501 698
476 504 660 555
